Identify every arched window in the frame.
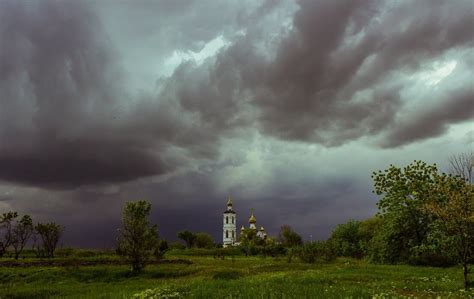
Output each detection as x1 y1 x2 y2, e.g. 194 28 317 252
226 216 228 224
226 230 229 238
232 230 235 238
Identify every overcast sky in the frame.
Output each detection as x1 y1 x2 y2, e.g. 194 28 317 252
0 0 473 247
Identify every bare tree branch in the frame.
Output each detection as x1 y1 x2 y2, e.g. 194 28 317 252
449 152 473 184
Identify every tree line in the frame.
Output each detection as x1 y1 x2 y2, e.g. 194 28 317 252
0 213 63 259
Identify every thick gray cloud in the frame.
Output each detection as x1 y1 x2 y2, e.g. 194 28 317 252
193 0 474 147
0 0 472 247
0 0 254 188
0 0 167 188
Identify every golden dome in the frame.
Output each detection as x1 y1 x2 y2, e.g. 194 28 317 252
249 213 257 224
260 226 265 231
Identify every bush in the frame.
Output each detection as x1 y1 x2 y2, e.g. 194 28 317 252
262 243 287 257
296 241 336 263
195 232 214 249
330 220 363 258
168 242 186 250
278 225 303 247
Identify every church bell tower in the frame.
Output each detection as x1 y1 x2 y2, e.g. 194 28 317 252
223 196 237 247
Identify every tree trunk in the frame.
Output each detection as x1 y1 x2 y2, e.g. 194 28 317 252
464 262 469 290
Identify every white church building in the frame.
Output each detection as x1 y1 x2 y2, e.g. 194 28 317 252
222 197 267 247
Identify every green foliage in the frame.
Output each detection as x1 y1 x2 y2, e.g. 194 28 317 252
371 159 474 289
262 242 287 257
177 230 196 248
239 228 258 246
239 229 267 256
295 241 337 263
423 172 473 289
278 225 303 248
35 222 63 258
194 232 214 249
358 217 383 258
409 220 457 267
117 200 159 272
168 242 186 250
371 161 439 263
330 220 363 258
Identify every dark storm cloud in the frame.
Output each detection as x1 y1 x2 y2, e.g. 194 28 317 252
159 0 473 147
0 0 252 188
243 0 474 146
0 0 167 188
382 85 474 148
1 0 472 192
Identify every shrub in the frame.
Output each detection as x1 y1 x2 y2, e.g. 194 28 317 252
330 220 363 258
168 242 186 250
195 232 214 249
278 225 303 247
296 241 336 263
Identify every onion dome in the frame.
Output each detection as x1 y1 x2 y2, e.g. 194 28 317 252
227 196 233 206
241 225 245 231
260 226 265 231
249 212 257 224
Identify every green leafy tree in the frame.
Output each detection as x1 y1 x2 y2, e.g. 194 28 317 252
424 173 473 289
35 222 63 258
177 230 196 248
330 220 363 258
12 215 34 259
195 232 214 249
358 216 383 257
278 225 303 248
117 201 159 272
0 212 18 257
372 161 438 263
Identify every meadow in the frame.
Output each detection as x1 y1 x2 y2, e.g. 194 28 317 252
0 249 472 299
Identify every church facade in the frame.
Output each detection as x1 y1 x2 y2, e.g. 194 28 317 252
223 197 267 247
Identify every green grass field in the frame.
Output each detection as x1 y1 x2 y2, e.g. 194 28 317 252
0 253 472 298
